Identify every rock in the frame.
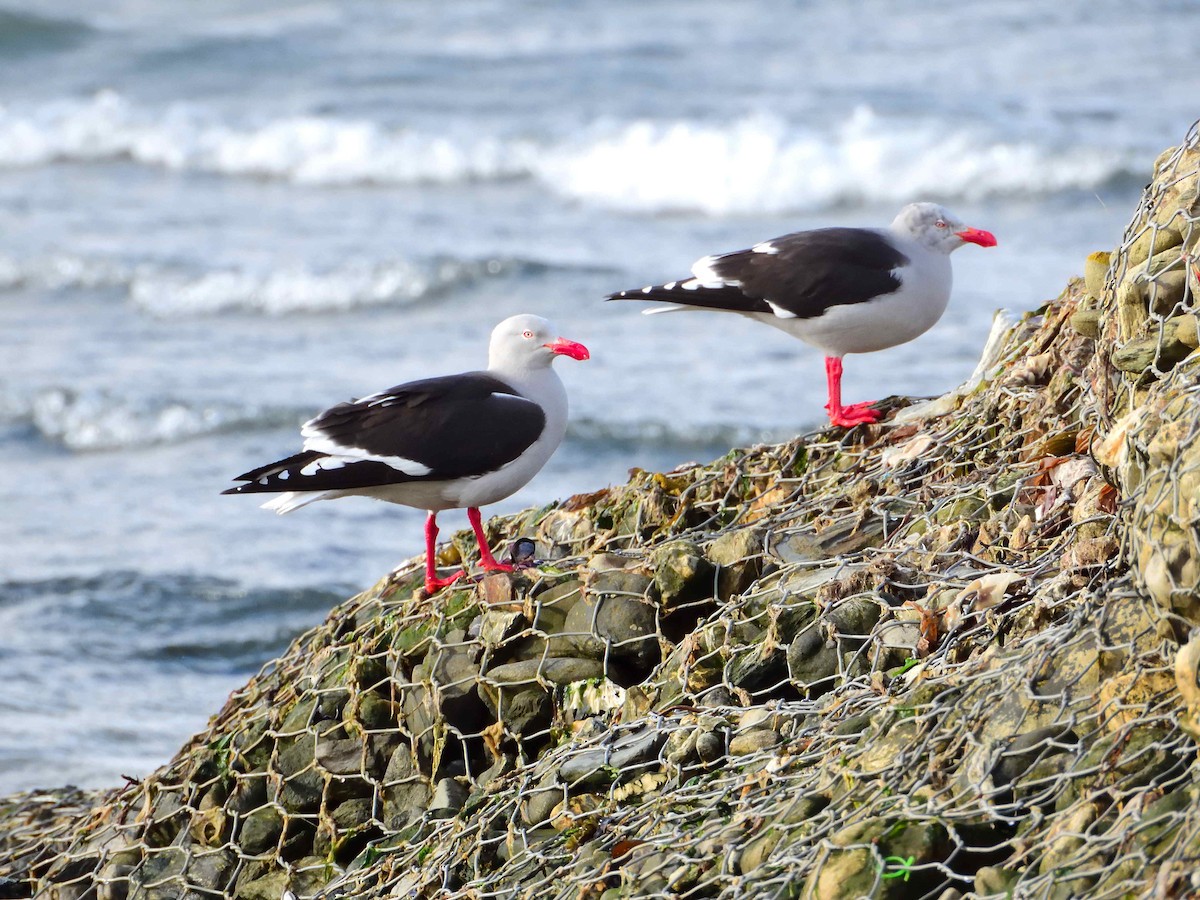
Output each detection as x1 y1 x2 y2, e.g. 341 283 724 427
650 540 714 604
331 797 374 832
974 867 1021 896
380 747 431 829
520 771 565 827
787 597 882 695
479 571 517 606
1175 633 1200 741
1111 326 1196 374
476 609 526 648
695 730 725 763
1069 307 1101 339
1083 250 1110 299
533 578 584 616
991 724 1079 788
558 728 667 790
804 818 951 899
787 626 839 694
428 778 468 817
235 868 290 900
483 656 605 687
561 572 659 672
353 690 397 730
728 728 780 756
481 684 551 739
314 738 363 777
1125 223 1184 269
587 552 636 571
707 528 765 598
1147 269 1189 316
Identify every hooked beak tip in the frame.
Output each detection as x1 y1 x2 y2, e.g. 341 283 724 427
956 227 998 248
545 338 590 361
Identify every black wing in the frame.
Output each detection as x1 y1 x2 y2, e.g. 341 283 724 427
223 372 546 494
608 227 909 320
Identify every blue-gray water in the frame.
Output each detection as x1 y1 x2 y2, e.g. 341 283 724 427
2 0 1197 793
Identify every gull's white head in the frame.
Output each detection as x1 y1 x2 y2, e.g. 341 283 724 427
892 202 997 254
488 314 590 371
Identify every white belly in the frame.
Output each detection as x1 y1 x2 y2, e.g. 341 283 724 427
362 425 563 511
756 255 953 356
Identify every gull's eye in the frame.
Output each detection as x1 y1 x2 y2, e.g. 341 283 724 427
935 219 947 228
522 329 535 339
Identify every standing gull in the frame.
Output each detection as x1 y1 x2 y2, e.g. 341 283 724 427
223 314 589 594
608 202 996 427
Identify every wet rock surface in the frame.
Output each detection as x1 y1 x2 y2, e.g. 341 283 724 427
3 127 1200 899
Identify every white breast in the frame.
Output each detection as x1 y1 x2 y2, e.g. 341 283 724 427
758 248 953 356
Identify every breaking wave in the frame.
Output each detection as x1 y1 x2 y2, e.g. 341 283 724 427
540 109 1142 214
0 93 1143 212
6 387 307 451
0 90 538 184
0 252 529 316
128 257 527 316
3 384 788 455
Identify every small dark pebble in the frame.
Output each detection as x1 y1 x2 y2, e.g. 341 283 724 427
509 538 538 566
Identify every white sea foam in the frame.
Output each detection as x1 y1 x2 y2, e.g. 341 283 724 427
0 251 519 315
0 93 1139 210
6 384 783 453
537 108 1140 215
0 252 131 291
0 90 538 184
26 387 304 451
129 257 517 316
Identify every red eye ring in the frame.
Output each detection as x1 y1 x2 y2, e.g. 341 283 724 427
522 329 535 339
935 220 947 228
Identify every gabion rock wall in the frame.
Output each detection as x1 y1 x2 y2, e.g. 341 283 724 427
2 123 1200 900
1088 127 1200 633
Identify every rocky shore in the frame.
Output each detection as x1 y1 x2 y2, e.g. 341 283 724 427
3 125 1200 900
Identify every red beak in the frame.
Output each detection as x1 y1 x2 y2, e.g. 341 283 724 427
545 337 590 360
955 227 997 248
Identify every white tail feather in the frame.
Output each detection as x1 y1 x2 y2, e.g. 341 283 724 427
260 491 328 515
642 305 697 316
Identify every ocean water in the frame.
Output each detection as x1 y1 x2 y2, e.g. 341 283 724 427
2 0 1197 794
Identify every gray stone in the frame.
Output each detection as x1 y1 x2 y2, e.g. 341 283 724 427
315 738 364 777
650 541 715 604
483 656 605 687
428 778 469 817
787 597 881 695
728 729 780 756
558 728 667 790
695 730 725 763
331 797 375 831
237 806 284 855
520 771 565 826
476 609 527 648
380 746 431 829
562 574 659 669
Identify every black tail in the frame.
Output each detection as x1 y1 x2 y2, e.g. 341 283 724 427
222 450 321 494
605 282 770 314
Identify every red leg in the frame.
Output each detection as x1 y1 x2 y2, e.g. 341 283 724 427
468 507 514 573
824 356 880 427
424 511 465 594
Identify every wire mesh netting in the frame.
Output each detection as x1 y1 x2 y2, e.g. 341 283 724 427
2 123 1199 900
